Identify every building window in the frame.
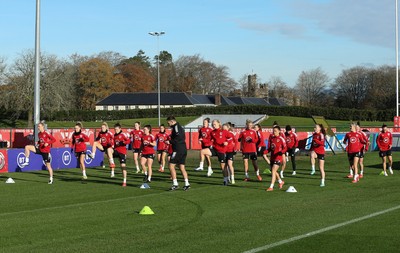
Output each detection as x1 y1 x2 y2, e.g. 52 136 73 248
103 106 107 110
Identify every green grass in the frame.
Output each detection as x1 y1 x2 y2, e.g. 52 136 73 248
1 151 400 252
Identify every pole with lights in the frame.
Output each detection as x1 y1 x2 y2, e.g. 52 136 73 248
148 31 165 126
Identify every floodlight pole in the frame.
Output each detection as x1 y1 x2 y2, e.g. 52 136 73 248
33 0 41 142
149 31 165 127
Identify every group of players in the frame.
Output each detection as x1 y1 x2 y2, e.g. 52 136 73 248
20 117 394 192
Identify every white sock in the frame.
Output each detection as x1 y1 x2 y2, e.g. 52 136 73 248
49 177 53 181
82 170 87 177
144 171 148 175
208 166 212 170
25 157 30 163
148 176 151 181
321 179 325 184
278 179 283 184
199 162 204 168
389 166 392 170
173 179 178 186
360 170 363 175
311 165 315 171
123 178 126 183
135 163 139 170
184 178 189 186
256 170 260 176
109 158 114 164
349 168 353 175
269 183 274 188
245 172 249 178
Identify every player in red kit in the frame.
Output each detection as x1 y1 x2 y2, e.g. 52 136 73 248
356 122 369 178
141 125 156 183
238 120 261 181
343 122 366 183
266 125 286 191
71 122 90 180
113 123 130 187
223 122 237 184
195 118 214 176
310 124 326 187
208 120 230 185
156 124 169 173
254 124 270 169
88 122 115 177
21 122 56 184
130 122 144 173
377 124 393 176
282 125 299 176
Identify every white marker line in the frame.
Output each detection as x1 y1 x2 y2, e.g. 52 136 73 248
243 204 400 253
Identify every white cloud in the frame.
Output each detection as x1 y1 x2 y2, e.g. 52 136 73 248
291 0 395 48
235 19 307 39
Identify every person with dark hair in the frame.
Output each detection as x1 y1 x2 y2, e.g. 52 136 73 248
166 116 190 191
130 121 144 173
113 123 131 187
377 124 393 176
195 117 214 176
21 122 56 184
156 124 169 173
223 122 237 184
71 122 90 180
343 122 366 183
282 125 299 176
141 125 156 183
266 125 286 191
310 124 326 187
238 120 261 181
254 124 270 168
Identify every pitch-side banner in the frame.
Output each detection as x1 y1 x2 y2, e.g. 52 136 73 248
7 147 103 173
0 149 8 173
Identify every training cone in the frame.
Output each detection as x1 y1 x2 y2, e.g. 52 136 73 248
140 183 150 189
286 186 297 193
139 206 154 215
5 178 15 184
263 169 272 174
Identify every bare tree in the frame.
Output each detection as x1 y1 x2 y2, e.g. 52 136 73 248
332 66 371 109
295 67 329 106
174 54 236 94
0 56 6 85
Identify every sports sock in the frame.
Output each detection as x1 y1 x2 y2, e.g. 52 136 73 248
256 170 260 176
148 176 151 181
199 162 204 168
144 171 148 175
360 170 363 175
321 179 325 184
311 165 315 170
278 179 283 184
245 172 249 178
349 168 353 175
184 178 189 186
173 179 178 186
25 157 30 163
82 170 87 177
109 158 114 164
224 176 229 182
269 183 274 188
123 178 127 183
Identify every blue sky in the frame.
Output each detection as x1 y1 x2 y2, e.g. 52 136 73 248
0 0 395 86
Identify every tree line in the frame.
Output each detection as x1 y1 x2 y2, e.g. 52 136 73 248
0 50 397 124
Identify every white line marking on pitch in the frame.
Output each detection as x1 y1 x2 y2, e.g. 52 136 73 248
243 204 400 253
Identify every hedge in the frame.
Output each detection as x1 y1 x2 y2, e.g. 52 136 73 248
41 105 396 122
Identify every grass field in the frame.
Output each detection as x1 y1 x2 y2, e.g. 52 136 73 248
1 150 399 252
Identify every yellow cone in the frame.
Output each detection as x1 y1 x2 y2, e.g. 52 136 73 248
139 206 154 215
